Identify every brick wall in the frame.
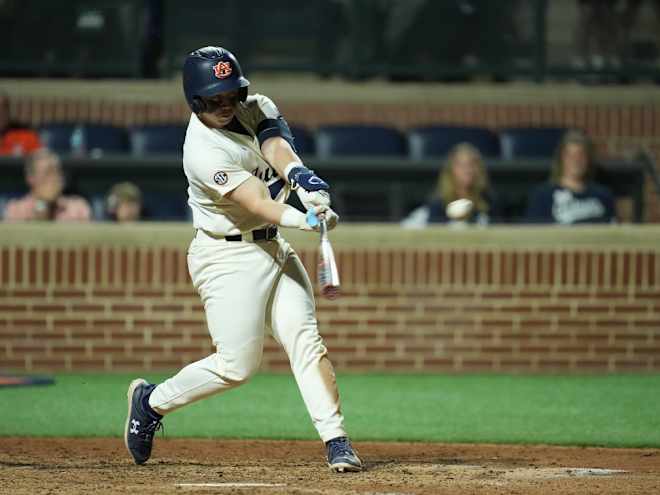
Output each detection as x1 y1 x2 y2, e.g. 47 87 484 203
10 96 660 222
2 239 659 373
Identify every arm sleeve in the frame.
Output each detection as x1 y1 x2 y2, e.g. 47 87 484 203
244 94 296 150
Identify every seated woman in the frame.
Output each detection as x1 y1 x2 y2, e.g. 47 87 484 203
402 142 500 227
525 130 616 224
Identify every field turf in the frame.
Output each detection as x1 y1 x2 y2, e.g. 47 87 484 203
1 373 659 448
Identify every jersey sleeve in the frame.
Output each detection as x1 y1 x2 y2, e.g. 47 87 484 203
190 145 252 197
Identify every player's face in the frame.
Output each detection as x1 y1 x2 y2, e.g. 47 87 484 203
561 143 589 181
200 90 240 128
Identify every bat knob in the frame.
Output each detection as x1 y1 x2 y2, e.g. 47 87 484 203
321 286 340 299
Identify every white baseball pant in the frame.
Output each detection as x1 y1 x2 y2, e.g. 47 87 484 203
147 229 347 443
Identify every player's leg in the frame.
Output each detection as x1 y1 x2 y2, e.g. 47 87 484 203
267 240 362 472
125 239 277 464
150 241 276 411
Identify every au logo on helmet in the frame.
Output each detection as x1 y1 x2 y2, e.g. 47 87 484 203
213 61 232 79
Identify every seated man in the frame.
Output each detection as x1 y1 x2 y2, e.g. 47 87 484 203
0 92 42 156
3 149 91 222
525 130 616 224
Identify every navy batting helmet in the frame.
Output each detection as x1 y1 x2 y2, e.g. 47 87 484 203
182 46 250 113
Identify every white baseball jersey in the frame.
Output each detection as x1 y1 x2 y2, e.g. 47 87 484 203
147 92 348 444
183 94 290 235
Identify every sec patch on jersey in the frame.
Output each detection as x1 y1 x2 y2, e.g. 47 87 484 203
213 171 228 185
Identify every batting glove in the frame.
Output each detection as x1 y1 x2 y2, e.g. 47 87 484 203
296 188 331 210
320 207 339 231
285 163 330 192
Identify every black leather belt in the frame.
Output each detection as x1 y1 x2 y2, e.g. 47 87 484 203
225 226 278 242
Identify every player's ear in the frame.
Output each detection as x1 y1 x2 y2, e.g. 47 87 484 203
192 96 207 114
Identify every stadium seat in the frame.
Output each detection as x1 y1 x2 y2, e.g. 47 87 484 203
315 125 406 158
38 123 77 153
79 124 129 155
290 125 315 156
129 125 187 155
407 126 501 160
499 127 567 160
91 191 189 221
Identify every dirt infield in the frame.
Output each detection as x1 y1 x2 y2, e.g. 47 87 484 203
1 438 659 495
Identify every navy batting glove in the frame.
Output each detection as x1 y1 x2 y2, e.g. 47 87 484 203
287 166 330 192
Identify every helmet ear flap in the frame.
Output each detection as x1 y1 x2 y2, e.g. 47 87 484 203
191 96 207 114
239 87 248 102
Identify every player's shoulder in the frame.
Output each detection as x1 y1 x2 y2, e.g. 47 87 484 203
244 93 274 105
242 93 278 112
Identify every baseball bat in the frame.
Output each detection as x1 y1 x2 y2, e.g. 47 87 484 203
318 217 340 299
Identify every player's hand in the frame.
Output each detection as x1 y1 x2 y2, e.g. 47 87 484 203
296 188 331 210
320 207 339 231
287 165 330 192
301 205 329 231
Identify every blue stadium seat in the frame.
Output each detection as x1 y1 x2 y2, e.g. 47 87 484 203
38 123 77 153
499 127 567 160
407 126 501 160
290 125 315 156
91 191 189 221
79 124 129 155
316 125 406 158
141 191 189 221
129 125 187 155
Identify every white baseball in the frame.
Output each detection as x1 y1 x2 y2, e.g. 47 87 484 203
446 198 474 220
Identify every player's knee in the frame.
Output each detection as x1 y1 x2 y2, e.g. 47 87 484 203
215 340 263 384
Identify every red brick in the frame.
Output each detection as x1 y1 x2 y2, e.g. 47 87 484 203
31 357 67 369
150 358 186 368
538 358 570 369
52 289 86 299
52 319 87 328
111 304 146 312
462 359 495 370
0 304 28 312
91 289 124 297
345 359 377 367
50 344 86 355
11 289 47 297
71 304 105 312
383 358 416 367
422 357 453 367
152 304 185 312
32 304 67 313
575 359 609 369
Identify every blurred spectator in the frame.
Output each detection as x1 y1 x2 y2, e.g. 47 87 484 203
3 149 91 222
106 182 142 222
402 142 501 227
573 0 622 71
0 92 42 156
525 130 616 224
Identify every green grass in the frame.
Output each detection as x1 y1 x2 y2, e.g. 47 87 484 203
1 373 659 448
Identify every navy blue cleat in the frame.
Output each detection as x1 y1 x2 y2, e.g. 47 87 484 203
326 436 362 472
124 378 163 465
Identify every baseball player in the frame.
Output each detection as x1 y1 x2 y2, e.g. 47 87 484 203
124 46 362 473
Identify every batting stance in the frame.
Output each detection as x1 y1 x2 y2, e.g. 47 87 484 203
124 46 362 472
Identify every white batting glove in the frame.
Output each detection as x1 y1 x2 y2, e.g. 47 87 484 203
295 188 331 210
320 207 339 231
